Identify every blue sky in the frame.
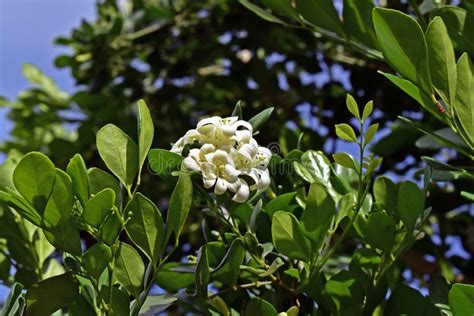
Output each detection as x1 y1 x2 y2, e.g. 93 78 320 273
0 0 96 155
0 0 96 300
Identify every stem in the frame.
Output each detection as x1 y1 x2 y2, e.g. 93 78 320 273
408 0 428 29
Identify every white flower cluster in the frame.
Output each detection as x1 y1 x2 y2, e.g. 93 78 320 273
171 116 272 203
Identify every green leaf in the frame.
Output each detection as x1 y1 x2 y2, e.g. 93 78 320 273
454 53 474 143
324 269 367 313
335 123 358 142
248 107 274 131
364 123 379 145
0 190 42 226
333 153 357 170
379 72 445 122
125 193 164 263
96 124 139 192
231 100 243 119
295 0 344 36
373 8 432 93
239 1 285 25
44 222 82 256
13 152 56 213
342 0 377 48
430 6 474 55
301 183 336 249
83 188 115 227
1 283 24 316
345 94 360 120
449 283 474 315
426 17 457 107
373 176 398 215
87 167 122 207
165 171 193 246
43 169 73 228
83 243 111 279
114 242 145 298
148 149 184 180
155 262 195 292
26 272 79 316
101 212 122 246
365 211 395 252
386 284 439 315
362 101 373 121
0 252 10 282
244 297 278 316
137 100 154 182
213 238 246 287
195 245 210 297
66 154 89 206
108 287 130 316
272 211 311 262
397 181 425 229
264 192 297 218
139 295 177 315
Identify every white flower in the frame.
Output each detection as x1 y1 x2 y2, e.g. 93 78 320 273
172 115 271 203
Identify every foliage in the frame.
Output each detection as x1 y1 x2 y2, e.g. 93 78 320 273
0 0 473 315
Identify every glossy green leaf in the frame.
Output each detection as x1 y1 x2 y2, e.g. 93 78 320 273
139 295 177 315
248 107 274 131
1 283 24 316
137 99 154 182
96 124 139 191
324 269 367 313
101 212 122 246
83 188 115 227
342 0 377 48
114 242 145 298
43 169 73 228
365 211 395 252
26 272 79 316
295 0 344 36
0 190 42 226
213 238 245 287
379 72 445 122
244 297 277 316
264 192 297 218
426 17 457 107
88 167 122 207
125 193 164 263
397 181 425 229
148 149 184 180
373 176 398 215
362 101 373 121
272 211 311 262
66 154 89 206
44 222 82 256
364 123 378 145
345 94 360 119
335 123 358 142
239 1 285 25
449 283 474 315
83 243 111 279
373 8 432 93
13 152 56 213
301 183 336 248
454 53 474 143
195 245 209 297
386 284 439 315
231 100 243 119
430 6 474 55
155 262 195 292
165 171 193 246
333 153 357 170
